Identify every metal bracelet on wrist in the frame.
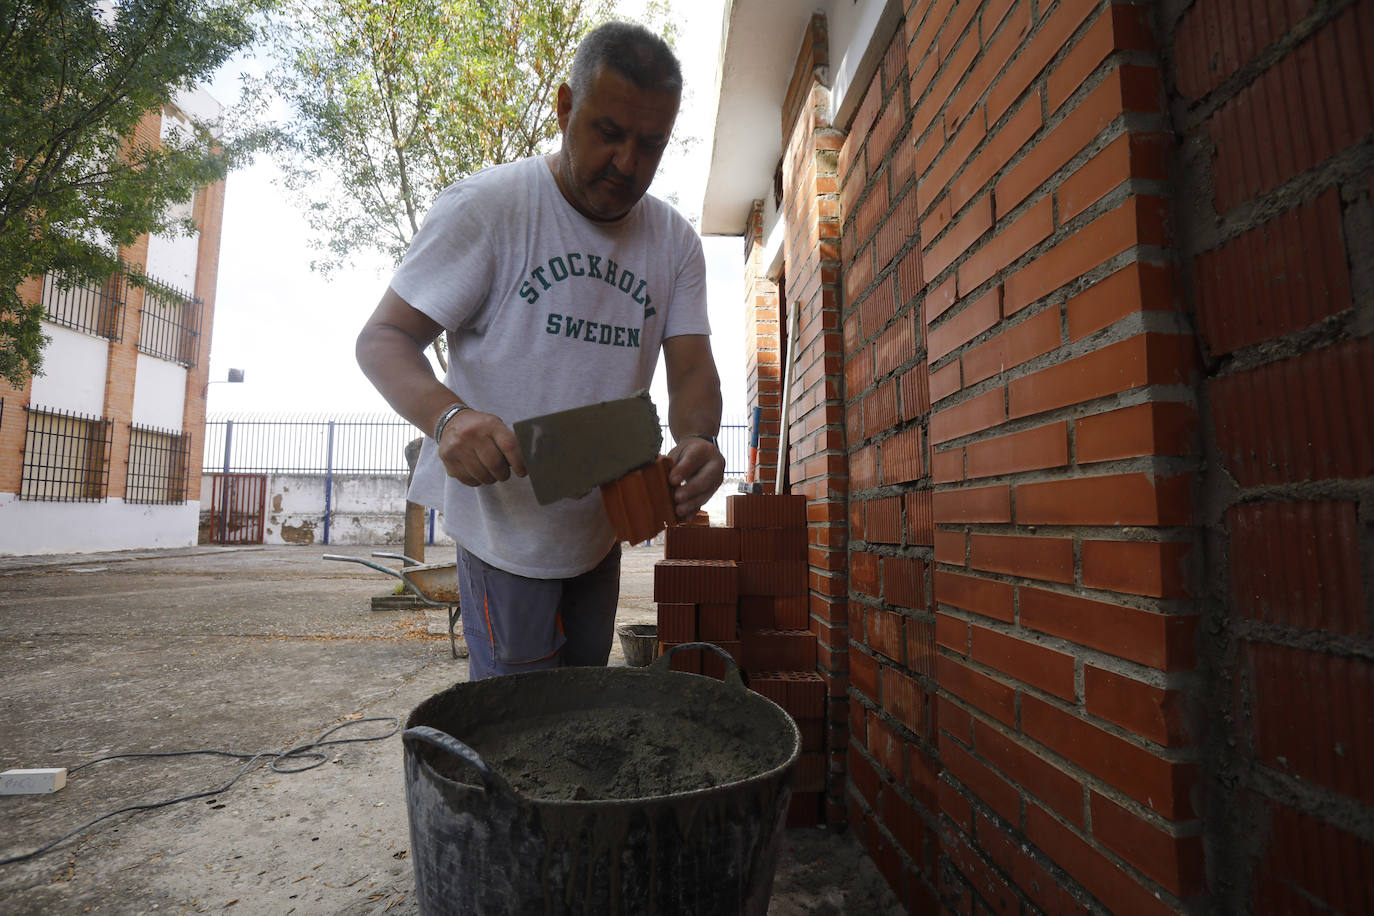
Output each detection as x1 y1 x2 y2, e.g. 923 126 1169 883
433 403 469 442
682 432 719 448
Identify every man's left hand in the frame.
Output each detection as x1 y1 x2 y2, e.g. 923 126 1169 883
667 436 725 520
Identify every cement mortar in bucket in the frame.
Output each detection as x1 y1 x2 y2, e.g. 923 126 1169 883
403 643 799 915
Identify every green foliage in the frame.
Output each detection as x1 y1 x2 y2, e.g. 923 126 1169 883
253 0 614 276
0 0 271 388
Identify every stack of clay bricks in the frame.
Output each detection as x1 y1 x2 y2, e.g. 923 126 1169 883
652 492 827 826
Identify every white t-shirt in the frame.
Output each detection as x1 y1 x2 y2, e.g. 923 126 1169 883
391 156 710 578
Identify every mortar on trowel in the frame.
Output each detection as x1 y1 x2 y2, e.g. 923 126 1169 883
514 390 680 543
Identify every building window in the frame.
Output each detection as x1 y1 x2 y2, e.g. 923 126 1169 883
126 426 191 504
19 406 113 502
138 279 202 367
41 267 127 341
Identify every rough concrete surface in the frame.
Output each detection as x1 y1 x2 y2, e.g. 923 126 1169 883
0 544 900 915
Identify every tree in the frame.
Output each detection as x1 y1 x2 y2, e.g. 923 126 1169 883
0 0 269 388
256 0 616 283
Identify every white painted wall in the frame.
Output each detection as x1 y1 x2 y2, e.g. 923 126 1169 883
29 323 109 415
143 107 202 291
197 473 455 547
132 354 188 431
144 228 199 292
0 495 200 555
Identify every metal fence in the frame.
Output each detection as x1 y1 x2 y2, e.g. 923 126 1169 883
203 412 752 478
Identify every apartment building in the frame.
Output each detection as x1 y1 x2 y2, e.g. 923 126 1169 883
0 88 226 555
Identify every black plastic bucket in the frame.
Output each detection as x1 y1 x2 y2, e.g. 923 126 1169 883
403 643 799 916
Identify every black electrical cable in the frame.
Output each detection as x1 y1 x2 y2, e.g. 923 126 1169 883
0 716 401 867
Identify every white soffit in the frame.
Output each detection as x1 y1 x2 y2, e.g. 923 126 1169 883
700 0 815 237
701 0 902 237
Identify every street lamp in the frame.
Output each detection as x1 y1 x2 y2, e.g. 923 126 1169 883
204 368 245 397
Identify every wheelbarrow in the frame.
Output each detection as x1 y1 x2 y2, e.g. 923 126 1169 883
324 552 467 659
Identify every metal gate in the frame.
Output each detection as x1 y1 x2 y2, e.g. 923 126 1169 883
205 473 267 544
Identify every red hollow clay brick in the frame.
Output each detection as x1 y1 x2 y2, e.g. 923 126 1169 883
748 671 788 706
739 561 809 596
664 524 740 560
785 670 827 719
741 628 817 672
727 493 809 528
740 527 810 562
697 602 738 642
653 559 739 604
772 594 810 629
739 595 774 630
600 455 677 544
657 602 696 643
1228 500 1368 635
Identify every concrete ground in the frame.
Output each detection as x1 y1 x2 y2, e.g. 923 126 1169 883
0 543 901 915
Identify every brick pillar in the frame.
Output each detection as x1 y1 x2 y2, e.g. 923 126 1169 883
743 201 783 486
184 168 227 503
778 14 852 825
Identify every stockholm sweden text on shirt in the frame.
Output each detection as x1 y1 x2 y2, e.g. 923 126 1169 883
520 250 656 351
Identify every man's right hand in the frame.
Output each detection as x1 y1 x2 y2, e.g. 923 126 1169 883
436 408 528 486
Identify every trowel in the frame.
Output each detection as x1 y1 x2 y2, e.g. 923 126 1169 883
514 391 664 505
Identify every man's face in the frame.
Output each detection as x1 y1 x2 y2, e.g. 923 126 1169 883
554 65 680 221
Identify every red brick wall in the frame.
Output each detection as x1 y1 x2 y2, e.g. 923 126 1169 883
749 1 1371 910
1165 0 1374 911
779 15 853 821
185 152 227 504
844 0 1208 911
838 13 940 909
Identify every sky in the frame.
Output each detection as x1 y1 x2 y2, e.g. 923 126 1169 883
202 0 749 426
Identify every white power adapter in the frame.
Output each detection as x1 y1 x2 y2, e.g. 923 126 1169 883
0 768 67 794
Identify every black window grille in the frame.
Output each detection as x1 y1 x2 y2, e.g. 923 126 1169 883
126 425 191 504
138 279 202 367
20 406 113 502
41 267 127 341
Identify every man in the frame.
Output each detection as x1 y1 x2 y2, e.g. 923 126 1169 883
356 22 724 681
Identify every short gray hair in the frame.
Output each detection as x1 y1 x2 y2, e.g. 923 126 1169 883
569 21 682 97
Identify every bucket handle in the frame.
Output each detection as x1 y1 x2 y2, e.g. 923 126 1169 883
403 725 515 797
652 641 747 690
